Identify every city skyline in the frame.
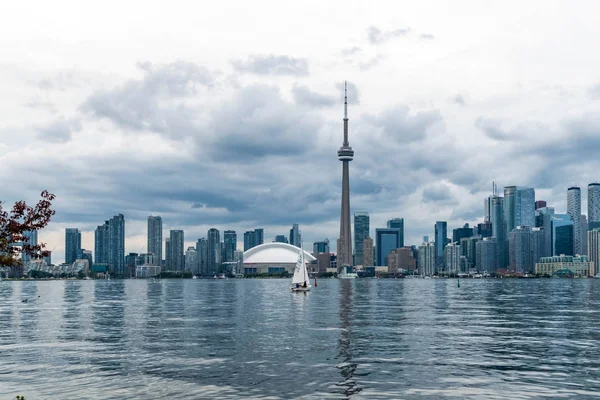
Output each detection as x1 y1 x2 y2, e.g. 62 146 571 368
4 2 600 263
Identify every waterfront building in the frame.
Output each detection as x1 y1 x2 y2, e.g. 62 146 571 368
491 196 506 269
588 228 600 275
21 230 38 263
567 186 582 255
316 252 332 272
107 214 125 277
536 207 555 257
476 237 497 272
581 215 588 256
289 224 301 247
242 242 316 275
589 183 600 230
434 221 447 272
337 82 354 267
313 239 330 255
551 214 574 256
224 230 237 263
516 187 536 227
196 238 208 275
509 226 533 274
460 237 480 270
165 238 171 268
535 255 593 277
207 228 221 275
147 215 162 266
386 218 404 247
244 228 264 251
418 242 436 276
397 247 416 272
531 228 545 266
452 223 473 244
444 243 461 275
94 222 109 264
504 186 517 240
168 230 184 271
363 237 374 266
353 211 370 266
375 228 402 267
185 246 197 273
65 228 81 265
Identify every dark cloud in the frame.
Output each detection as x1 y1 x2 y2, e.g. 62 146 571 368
420 33 435 40
367 26 411 44
81 61 211 136
36 118 80 143
292 85 336 107
231 54 309 76
450 94 466 106
359 54 385 71
335 81 360 104
341 47 361 57
362 105 442 143
475 116 512 141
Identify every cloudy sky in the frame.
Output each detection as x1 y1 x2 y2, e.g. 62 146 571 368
2 0 600 263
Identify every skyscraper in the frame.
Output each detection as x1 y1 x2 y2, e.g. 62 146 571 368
196 238 208 275
587 228 600 275
452 223 473 244
509 226 533 274
147 215 162 266
418 242 436 276
274 235 288 243
244 231 254 251
224 230 237 262
337 82 354 267
169 230 184 271
363 237 374 266
165 238 171 268
515 187 535 227
65 228 81 264
353 212 370 265
567 186 582 255
491 196 506 269
207 228 221 275
21 230 38 263
185 246 197 273
386 218 404 247
504 186 517 237
589 183 600 230
476 238 497 272
94 222 109 264
376 228 402 267
434 221 447 273
313 239 330 254
289 224 301 247
254 228 264 247
551 214 574 256
108 214 125 276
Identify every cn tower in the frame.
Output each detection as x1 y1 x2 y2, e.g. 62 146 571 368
337 82 354 267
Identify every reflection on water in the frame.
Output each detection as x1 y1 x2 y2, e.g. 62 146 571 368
2 279 600 399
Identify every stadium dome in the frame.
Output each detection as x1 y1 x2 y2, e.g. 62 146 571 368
242 242 316 275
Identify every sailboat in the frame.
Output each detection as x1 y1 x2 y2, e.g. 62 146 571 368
291 246 310 292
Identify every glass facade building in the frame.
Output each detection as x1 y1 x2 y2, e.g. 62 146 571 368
375 228 402 267
551 214 574 256
354 212 370 266
434 221 448 272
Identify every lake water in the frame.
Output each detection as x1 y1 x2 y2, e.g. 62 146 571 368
2 278 600 399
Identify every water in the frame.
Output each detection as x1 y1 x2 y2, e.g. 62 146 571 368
2 279 600 399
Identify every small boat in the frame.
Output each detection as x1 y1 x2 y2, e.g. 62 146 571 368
593 274 600 279
338 266 358 279
192 276 198 280
291 245 310 292
218 273 226 279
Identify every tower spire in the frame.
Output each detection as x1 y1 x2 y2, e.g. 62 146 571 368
344 81 348 120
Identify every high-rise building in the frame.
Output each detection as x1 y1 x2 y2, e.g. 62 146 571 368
504 186 517 238
207 228 221 275
244 231 255 251
289 224 301 247
363 237 374 266
274 235 288 243
587 228 600 275
65 228 81 265
551 214 574 256
484 196 494 223
21 230 38 263
567 187 582 255
397 247 416 272
589 183 600 230
185 246 197 273
516 187 535 227
535 200 547 210
491 196 506 269
196 238 208 275
444 243 461 275
375 228 402 267
460 237 480 270
452 223 473 244
165 238 171 268
418 242 436 276
224 230 237 262
337 82 354 267
386 218 404 247
531 227 545 267
313 239 330 255
477 222 493 238
509 226 533 274
434 221 447 272
353 211 370 266
581 215 589 256
169 230 184 271
147 215 162 266
94 222 109 264
476 237 497 273
107 214 125 276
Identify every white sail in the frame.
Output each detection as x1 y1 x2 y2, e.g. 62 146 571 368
291 250 306 285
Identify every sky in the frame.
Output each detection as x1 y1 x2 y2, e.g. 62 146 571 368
2 0 600 264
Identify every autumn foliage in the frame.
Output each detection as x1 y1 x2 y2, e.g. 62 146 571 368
0 191 56 266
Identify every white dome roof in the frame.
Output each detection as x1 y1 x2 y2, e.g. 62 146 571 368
243 242 316 264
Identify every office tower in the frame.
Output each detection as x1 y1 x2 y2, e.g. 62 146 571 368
581 215 588 256
531 228 545 267
444 243 461 275
337 82 354 267
207 228 221 275
107 214 125 276
224 230 237 262
589 183 600 230
434 221 448 272
317 252 331 272
274 235 288 243
169 230 184 271
477 222 493 238
165 238 171 268
397 247 417 272
313 239 330 255
551 214 574 256
476 238 497 272
418 242 436 276
423 235 429 243
509 226 533 274
354 211 370 265
535 255 593 277
375 228 402 267
244 231 255 251
196 238 208 275
363 237 374 266
21 230 38 263
453 223 473 243
460 237 480 270
386 218 404 247
567 187 582 255
587 228 600 275
255 228 264 246
185 246 197 273
504 186 517 237
484 196 493 223
515 187 535 227
536 206 555 257
65 228 82 265
147 215 162 266
94 222 109 264
125 252 138 277
491 196 506 269
289 224 301 247
535 200 547 210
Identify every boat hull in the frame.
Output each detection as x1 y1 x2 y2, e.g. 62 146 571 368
291 287 311 292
